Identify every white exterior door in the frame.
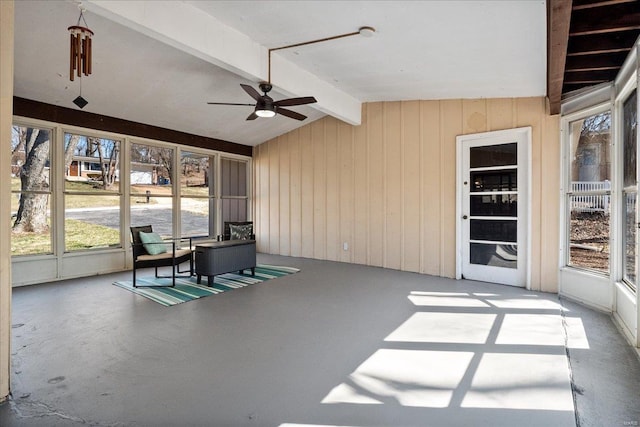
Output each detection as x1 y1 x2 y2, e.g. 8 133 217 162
457 128 531 288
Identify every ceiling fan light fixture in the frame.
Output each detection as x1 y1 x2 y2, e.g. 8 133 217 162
255 108 276 118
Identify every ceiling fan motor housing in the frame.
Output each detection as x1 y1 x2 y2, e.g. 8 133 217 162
259 82 273 94
256 95 275 113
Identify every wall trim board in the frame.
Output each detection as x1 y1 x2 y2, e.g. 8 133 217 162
13 97 252 157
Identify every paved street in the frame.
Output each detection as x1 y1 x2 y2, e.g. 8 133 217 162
65 205 209 237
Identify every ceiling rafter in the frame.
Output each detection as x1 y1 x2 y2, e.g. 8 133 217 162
550 0 640 103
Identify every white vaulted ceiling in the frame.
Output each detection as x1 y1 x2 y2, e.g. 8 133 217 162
13 0 546 146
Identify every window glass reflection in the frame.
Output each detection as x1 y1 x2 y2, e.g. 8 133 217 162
470 143 517 168
470 219 517 242
471 171 517 192
470 243 517 269
471 195 517 216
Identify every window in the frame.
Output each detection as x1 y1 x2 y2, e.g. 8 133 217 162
221 158 249 224
622 90 637 288
130 143 174 238
180 151 214 238
567 111 611 274
10 125 53 255
64 132 122 252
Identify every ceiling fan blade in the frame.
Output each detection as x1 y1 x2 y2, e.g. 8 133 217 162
274 96 317 107
207 102 255 106
246 112 258 121
240 84 262 101
277 107 307 121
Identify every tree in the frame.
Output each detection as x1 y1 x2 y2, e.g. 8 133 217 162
92 138 120 190
13 128 50 233
64 134 80 175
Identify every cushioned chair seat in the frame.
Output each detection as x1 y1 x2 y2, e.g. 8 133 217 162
136 248 193 262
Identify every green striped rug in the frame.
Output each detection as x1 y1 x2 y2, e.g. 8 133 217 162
113 264 299 306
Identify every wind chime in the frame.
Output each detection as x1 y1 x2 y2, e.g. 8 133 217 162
68 8 93 108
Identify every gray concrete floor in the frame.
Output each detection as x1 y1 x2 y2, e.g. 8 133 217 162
1 254 639 427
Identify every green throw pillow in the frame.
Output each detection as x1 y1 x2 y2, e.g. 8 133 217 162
138 231 168 255
229 224 252 240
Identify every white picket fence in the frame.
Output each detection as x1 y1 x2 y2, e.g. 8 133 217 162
571 181 611 214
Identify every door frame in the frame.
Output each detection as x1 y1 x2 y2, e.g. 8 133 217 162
455 127 532 289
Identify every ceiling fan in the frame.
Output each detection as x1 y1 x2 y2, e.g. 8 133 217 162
207 82 317 121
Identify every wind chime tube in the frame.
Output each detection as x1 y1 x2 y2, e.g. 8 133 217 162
82 37 87 75
87 37 92 75
76 31 81 78
69 33 75 82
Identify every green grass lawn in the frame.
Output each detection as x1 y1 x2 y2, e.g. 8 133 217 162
11 219 120 256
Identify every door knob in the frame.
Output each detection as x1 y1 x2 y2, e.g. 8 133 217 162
462 215 468 220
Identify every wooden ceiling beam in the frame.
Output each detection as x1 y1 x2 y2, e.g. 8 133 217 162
570 3 640 36
572 0 637 11
547 0 573 115
563 69 618 82
565 51 630 70
567 31 640 55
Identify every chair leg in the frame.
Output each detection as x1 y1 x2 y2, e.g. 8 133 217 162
133 265 138 288
172 260 176 287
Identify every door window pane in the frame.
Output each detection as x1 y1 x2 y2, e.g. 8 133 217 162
470 194 517 216
470 143 517 168
471 170 517 192
470 219 517 242
470 243 517 269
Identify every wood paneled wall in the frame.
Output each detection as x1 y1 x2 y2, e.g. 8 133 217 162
254 98 560 292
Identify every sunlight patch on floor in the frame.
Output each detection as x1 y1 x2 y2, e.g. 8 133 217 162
564 316 590 349
461 353 574 410
322 349 474 407
487 297 564 310
496 314 566 346
408 291 491 307
384 312 496 343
